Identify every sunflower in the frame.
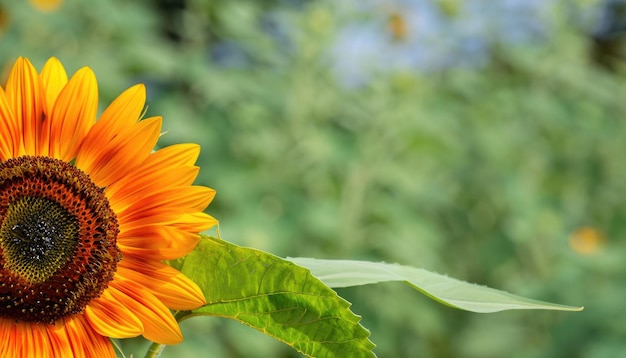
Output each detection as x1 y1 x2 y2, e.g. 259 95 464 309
0 57 216 357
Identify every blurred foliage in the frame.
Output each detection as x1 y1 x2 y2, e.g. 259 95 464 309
2 0 626 357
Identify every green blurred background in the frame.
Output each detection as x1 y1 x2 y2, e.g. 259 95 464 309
2 0 625 356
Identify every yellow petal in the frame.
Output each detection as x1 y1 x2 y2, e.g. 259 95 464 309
145 143 201 167
40 57 68 117
39 57 69 157
173 212 219 232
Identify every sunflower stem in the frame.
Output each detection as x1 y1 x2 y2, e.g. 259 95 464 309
145 342 166 358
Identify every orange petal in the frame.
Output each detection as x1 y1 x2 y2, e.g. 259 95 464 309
64 315 115 358
4 57 44 156
118 257 206 310
118 226 201 260
30 323 55 358
75 84 146 171
17 322 42 357
86 83 146 143
84 288 144 338
118 212 218 237
107 165 200 213
0 319 18 357
47 66 98 160
117 186 215 224
105 143 202 209
76 116 162 187
0 87 18 160
0 320 53 358
109 279 184 345
118 210 217 236
0 319 11 356
46 321 74 358
19 322 47 358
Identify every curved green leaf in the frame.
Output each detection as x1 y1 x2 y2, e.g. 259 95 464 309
179 236 375 358
288 258 583 313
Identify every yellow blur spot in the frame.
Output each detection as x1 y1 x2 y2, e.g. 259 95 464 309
388 13 408 41
29 0 63 12
569 227 603 255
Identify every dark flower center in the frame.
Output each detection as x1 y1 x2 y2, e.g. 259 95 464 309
0 156 120 323
3 196 79 283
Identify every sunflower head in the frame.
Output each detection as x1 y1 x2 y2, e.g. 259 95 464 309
0 57 216 357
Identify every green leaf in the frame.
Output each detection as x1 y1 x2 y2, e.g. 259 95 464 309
179 236 376 358
288 258 584 313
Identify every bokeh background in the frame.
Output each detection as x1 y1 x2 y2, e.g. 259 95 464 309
2 0 625 357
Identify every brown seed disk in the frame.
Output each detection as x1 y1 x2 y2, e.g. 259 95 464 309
0 156 120 323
